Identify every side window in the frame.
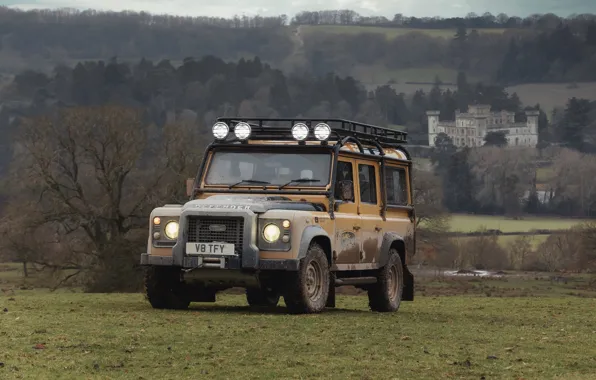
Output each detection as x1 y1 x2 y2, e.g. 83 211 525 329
358 164 377 204
386 167 408 206
334 161 354 201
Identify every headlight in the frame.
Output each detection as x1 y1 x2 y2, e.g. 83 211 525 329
291 123 309 141
314 123 331 140
164 221 179 239
263 224 281 243
212 122 229 140
234 122 251 140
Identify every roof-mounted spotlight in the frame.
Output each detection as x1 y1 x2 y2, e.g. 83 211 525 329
212 122 229 140
314 123 331 141
291 123 309 141
234 122 251 140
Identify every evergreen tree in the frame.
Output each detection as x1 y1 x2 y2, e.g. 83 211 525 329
557 97 591 151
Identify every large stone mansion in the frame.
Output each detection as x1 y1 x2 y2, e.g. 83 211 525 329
427 104 539 148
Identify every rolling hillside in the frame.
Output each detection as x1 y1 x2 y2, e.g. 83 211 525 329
296 24 596 113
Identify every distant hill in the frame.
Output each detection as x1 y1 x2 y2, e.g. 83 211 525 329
0 7 595 109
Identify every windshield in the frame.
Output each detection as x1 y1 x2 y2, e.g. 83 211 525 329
204 151 332 187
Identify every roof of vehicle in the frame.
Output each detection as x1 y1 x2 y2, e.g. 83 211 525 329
210 117 411 162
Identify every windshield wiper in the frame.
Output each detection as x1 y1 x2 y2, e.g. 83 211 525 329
228 179 271 189
278 178 321 190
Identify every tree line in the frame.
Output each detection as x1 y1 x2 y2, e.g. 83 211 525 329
3 7 593 30
303 22 596 83
291 10 596 31
0 56 542 178
1 7 596 85
1 55 595 222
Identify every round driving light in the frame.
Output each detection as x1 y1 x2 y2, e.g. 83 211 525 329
153 232 161 240
314 123 331 140
153 217 161 225
282 235 290 243
282 220 290 228
164 221 179 239
212 122 229 140
291 123 309 141
234 122 251 140
263 224 281 243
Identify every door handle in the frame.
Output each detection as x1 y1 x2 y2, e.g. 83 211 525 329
353 225 361 231
375 226 382 232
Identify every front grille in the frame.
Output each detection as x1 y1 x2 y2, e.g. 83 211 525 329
187 217 244 252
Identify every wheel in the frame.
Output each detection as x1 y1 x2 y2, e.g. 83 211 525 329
367 249 404 312
144 266 191 310
246 287 280 307
283 242 330 314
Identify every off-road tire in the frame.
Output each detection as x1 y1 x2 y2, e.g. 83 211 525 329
246 287 280 307
144 266 191 310
283 242 330 314
367 249 404 312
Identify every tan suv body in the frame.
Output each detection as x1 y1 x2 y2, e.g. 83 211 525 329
141 118 416 314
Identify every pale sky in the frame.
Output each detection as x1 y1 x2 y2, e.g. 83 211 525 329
1 0 595 18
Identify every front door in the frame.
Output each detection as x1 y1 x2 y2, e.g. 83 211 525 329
332 157 362 267
357 160 383 265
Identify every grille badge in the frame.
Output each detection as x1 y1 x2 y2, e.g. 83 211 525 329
209 224 227 232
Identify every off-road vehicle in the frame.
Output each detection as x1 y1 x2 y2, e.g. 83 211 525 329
140 118 416 314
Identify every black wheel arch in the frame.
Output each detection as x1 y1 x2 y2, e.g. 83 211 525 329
297 225 332 265
379 232 414 301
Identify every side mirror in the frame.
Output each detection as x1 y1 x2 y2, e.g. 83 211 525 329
338 180 354 202
186 178 194 197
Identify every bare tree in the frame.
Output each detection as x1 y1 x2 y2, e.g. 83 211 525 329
1 105 204 290
459 228 509 270
507 235 533 270
469 146 537 216
548 149 596 216
536 231 580 272
411 168 455 269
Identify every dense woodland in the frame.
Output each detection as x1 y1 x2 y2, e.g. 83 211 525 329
1 55 596 216
1 8 596 84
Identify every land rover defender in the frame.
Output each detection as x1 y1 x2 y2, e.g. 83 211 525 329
140 118 416 314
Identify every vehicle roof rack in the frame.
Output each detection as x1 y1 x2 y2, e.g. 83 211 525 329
215 117 408 146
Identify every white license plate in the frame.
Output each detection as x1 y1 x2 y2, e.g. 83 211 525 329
186 242 235 255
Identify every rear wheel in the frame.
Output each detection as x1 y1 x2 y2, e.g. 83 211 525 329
246 287 280 307
367 249 403 312
283 243 330 314
144 266 191 310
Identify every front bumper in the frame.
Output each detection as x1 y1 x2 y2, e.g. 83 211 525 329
143 206 301 271
140 253 299 271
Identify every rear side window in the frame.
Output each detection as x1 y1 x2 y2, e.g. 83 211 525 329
358 164 377 204
334 161 354 201
386 167 408 206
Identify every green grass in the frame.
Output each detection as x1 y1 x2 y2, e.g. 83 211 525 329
452 234 549 249
507 82 596 116
1 288 595 379
449 214 588 233
536 166 554 183
301 25 509 39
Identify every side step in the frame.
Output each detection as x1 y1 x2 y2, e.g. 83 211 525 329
334 277 377 286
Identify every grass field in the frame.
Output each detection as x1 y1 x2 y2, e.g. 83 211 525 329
452 233 549 249
301 25 509 39
446 214 592 248
1 279 595 379
449 214 587 234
